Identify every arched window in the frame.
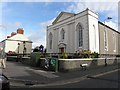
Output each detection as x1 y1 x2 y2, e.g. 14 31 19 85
104 27 108 51
93 25 96 50
113 33 116 52
61 29 65 41
76 23 83 47
49 32 53 49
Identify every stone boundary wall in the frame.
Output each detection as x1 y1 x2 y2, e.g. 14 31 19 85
58 58 120 71
7 52 120 72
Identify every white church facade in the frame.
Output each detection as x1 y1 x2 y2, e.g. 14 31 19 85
46 8 120 54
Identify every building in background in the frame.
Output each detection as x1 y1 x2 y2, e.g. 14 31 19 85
46 8 120 55
0 28 32 55
98 22 120 55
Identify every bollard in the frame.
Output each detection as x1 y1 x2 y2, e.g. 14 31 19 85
105 58 107 66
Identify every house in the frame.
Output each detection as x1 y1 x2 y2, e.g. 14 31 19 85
46 8 120 55
0 28 32 55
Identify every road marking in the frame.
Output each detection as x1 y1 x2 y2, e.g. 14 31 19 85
93 68 120 78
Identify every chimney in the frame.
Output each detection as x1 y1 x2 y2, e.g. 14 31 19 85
7 36 11 38
11 32 16 37
17 28 24 34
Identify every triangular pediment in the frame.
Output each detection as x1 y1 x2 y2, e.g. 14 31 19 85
52 12 75 25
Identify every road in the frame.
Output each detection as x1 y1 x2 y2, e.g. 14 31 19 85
45 69 119 88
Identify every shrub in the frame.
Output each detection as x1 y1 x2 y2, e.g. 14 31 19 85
60 52 68 59
74 50 98 58
80 50 91 58
91 52 99 58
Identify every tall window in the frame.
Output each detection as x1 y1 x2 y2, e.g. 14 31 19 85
113 33 116 52
104 28 108 51
76 23 83 47
93 25 96 50
49 32 53 49
61 29 65 41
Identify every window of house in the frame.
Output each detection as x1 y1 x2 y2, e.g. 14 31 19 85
49 32 53 49
77 23 83 47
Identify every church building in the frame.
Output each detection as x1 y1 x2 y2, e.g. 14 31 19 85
46 8 120 55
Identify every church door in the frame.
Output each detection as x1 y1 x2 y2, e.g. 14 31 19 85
59 47 64 53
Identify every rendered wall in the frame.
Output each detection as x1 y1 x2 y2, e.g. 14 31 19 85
98 23 119 55
88 10 99 53
58 58 119 71
47 9 89 53
5 40 32 54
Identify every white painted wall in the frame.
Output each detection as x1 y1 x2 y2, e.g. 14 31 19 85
88 10 99 53
67 23 75 53
5 40 32 54
75 15 89 52
5 40 19 53
0 33 32 55
47 9 99 53
57 13 74 23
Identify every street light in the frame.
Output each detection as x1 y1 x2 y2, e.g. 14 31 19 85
104 17 112 66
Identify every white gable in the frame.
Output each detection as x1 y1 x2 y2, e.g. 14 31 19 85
7 34 31 42
52 12 75 24
57 13 74 22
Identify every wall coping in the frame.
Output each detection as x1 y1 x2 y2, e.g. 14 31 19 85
39 57 120 61
58 58 117 61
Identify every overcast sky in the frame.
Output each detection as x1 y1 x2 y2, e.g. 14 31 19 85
0 0 119 48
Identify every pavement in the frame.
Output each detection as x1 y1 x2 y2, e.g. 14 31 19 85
2 61 120 88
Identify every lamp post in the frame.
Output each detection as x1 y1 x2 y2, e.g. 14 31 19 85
104 17 112 66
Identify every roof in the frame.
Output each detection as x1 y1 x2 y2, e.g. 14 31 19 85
6 34 32 42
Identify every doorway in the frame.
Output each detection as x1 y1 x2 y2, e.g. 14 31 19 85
59 47 64 53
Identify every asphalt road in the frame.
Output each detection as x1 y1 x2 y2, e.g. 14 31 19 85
45 69 119 88
10 68 120 89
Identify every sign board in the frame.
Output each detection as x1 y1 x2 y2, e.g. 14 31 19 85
50 58 56 66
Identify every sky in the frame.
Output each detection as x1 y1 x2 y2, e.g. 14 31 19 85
0 0 119 48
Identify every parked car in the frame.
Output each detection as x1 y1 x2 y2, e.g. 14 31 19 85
0 74 10 90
